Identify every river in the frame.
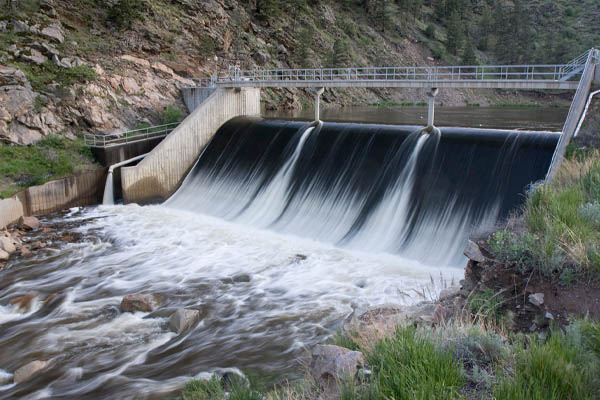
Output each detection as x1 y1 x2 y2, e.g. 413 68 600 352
0 107 565 399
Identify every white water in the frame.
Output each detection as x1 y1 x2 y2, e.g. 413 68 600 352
0 205 461 399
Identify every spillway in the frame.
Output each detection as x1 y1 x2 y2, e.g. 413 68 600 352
168 117 559 267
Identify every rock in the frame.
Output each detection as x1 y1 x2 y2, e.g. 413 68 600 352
52 54 69 68
13 360 50 384
20 246 32 258
120 293 162 313
252 50 270 65
438 286 460 302
0 65 31 88
41 24 64 43
0 237 16 254
0 249 9 261
545 311 554 320
30 241 46 250
18 216 40 231
528 293 544 307
464 240 486 262
10 292 40 312
61 56 85 68
152 62 174 76
0 21 7 33
13 21 30 33
232 274 251 283
310 345 365 384
277 44 288 55
121 77 140 94
168 308 200 334
432 304 450 324
120 55 150 68
21 48 48 65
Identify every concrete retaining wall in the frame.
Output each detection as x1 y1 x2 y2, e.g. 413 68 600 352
91 137 165 167
0 169 107 227
121 88 261 204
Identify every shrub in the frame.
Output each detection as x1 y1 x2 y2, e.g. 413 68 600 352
182 375 225 400
162 106 183 125
198 35 216 57
467 289 505 324
425 24 436 38
108 0 144 28
367 326 465 400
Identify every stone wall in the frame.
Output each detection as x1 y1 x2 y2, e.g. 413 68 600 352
121 88 261 204
0 169 107 227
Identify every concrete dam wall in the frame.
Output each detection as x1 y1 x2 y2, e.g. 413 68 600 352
121 88 261 204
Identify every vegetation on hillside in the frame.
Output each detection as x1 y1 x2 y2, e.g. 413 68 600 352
0 135 97 199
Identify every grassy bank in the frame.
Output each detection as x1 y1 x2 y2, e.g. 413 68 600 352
488 149 600 281
0 135 97 199
174 318 600 400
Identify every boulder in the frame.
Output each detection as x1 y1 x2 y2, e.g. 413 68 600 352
13 360 50 384
120 55 150 68
438 286 460 302
232 274 251 283
464 240 486 263
10 292 40 312
120 293 162 313
252 51 270 65
168 308 201 334
18 216 40 231
121 77 140 94
13 21 30 33
0 249 8 262
41 24 64 44
528 293 544 307
0 65 30 88
310 345 365 384
21 48 48 66
0 236 16 254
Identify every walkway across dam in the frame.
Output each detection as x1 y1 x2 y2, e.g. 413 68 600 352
188 49 598 91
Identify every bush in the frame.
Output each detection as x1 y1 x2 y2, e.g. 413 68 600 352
108 0 144 28
467 289 505 324
162 106 183 125
425 24 436 38
197 35 216 57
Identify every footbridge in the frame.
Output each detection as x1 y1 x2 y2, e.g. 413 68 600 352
114 49 599 204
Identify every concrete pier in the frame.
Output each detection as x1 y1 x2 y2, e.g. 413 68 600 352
121 88 260 204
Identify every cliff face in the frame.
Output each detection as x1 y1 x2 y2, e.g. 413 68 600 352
0 0 573 145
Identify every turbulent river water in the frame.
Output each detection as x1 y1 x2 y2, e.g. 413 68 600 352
0 206 459 399
0 107 562 399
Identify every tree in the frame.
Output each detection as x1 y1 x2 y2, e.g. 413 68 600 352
445 9 463 55
328 38 351 68
294 28 314 67
256 0 281 21
108 0 144 28
462 35 477 65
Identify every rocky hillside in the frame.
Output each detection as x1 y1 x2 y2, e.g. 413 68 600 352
0 0 585 146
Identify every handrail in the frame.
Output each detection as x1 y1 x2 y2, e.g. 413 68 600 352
84 122 180 148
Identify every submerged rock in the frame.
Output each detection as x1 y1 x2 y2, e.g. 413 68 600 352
120 293 162 313
168 308 200 334
10 292 40 312
13 360 50 384
232 274 251 283
310 345 365 385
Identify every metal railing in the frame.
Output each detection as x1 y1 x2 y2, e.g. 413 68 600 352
186 49 600 89
84 122 180 148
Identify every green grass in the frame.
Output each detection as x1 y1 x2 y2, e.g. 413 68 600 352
367 326 465 400
488 152 600 278
14 61 97 92
494 327 600 400
467 288 505 324
0 135 96 199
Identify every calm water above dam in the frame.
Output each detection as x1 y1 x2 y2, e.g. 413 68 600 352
265 106 568 131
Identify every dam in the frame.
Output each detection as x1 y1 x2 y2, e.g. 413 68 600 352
0 50 598 399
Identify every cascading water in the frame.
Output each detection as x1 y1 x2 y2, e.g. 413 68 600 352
0 116 559 399
168 117 559 266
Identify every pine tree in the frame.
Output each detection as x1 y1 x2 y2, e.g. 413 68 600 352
294 28 314 68
328 39 351 68
462 35 477 65
446 9 463 55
